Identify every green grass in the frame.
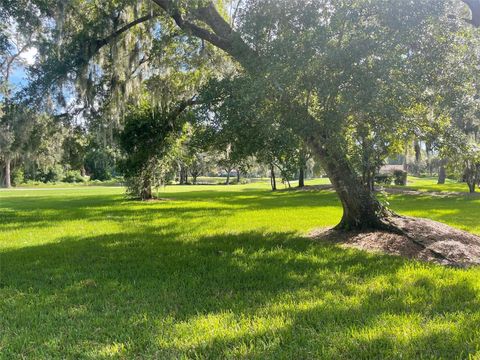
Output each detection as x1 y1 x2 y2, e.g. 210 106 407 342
396 176 470 193
1 179 480 359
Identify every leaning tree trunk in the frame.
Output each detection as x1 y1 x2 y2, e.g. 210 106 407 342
324 152 392 230
4 157 12 188
301 121 395 231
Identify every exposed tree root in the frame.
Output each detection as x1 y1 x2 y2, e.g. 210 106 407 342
310 216 480 268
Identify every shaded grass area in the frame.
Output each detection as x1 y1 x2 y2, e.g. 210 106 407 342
1 183 480 359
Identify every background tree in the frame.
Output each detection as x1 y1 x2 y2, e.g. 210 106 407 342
14 0 478 233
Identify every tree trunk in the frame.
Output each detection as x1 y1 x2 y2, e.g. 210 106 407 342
237 169 241 183
4 157 12 188
327 156 391 230
179 165 187 185
141 177 153 200
468 181 476 193
298 166 305 188
303 129 393 231
270 165 277 191
367 172 375 192
225 168 231 185
438 164 446 185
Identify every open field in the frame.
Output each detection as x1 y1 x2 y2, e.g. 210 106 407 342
1 178 480 359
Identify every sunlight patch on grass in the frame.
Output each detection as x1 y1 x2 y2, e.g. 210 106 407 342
2 181 480 358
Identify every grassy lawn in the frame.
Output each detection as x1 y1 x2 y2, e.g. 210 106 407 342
394 176 471 193
1 180 480 359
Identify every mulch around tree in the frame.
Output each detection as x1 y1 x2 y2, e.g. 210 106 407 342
310 216 480 268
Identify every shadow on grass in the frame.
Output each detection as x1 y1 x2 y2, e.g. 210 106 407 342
3 189 480 235
2 189 480 357
2 228 480 358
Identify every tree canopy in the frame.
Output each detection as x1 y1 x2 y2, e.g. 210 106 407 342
2 0 480 229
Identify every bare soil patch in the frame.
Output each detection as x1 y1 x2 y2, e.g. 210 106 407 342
310 216 480 268
285 185 334 192
385 187 480 198
143 198 174 202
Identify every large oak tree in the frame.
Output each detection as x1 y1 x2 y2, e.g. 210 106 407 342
10 0 476 230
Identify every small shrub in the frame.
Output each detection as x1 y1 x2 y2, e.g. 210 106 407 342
374 174 393 185
393 170 408 186
63 170 86 183
11 168 24 186
39 165 64 183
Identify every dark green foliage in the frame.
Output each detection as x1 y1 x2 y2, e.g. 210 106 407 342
375 174 393 186
85 147 117 181
199 75 305 189
394 170 408 186
38 165 64 183
10 168 23 186
63 170 86 183
119 103 181 199
62 126 87 172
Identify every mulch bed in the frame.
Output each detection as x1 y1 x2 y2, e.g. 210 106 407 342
310 216 480 268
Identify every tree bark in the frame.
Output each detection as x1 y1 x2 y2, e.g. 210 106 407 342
141 177 153 200
468 181 476 193
298 166 305 188
326 157 390 229
270 165 277 191
438 164 446 185
225 168 231 185
236 169 241 183
4 157 12 188
302 123 394 231
179 165 188 185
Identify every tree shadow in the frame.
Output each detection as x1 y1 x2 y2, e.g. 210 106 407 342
2 227 480 358
2 189 480 357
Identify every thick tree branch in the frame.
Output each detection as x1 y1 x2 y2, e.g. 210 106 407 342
88 12 160 56
151 0 257 69
169 97 200 120
101 13 159 46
